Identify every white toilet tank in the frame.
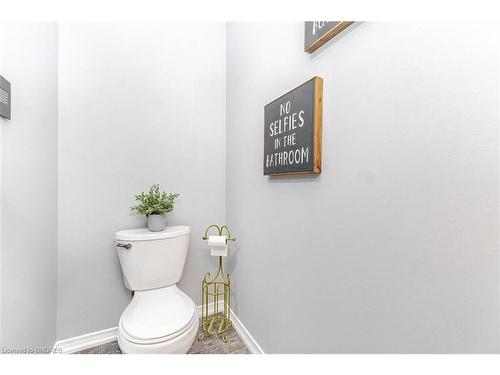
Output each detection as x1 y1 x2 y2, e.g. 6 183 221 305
115 226 190 291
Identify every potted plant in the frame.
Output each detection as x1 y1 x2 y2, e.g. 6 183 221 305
131 184 180 232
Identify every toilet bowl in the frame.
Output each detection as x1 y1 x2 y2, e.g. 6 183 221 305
118 285 199 354
115 225 197 354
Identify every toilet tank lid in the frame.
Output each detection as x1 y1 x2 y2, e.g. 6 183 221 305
115 225 190 241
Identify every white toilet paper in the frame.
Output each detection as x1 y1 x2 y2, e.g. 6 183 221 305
208 235 228 257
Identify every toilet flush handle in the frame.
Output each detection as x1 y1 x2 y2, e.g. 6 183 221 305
117 243 132 250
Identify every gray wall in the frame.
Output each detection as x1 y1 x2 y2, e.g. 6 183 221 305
57 23 226 340
0 23 58 350
0 26 3 348
1 21 498 353
226 22 499 353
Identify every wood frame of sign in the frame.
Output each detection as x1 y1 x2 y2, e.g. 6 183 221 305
0 75 11 120
263 77 323 176
304 21 354 53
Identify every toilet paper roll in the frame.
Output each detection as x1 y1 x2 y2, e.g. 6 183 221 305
208 235 227 247
208 235 227 257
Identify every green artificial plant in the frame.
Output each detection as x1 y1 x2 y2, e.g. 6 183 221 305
131 184 180 216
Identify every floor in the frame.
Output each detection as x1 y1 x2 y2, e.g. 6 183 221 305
76 322 251 354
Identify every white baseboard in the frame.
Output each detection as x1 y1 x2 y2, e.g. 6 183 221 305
53 302 263 354
197 300 224 316
52 327 118 354
229 308 264 354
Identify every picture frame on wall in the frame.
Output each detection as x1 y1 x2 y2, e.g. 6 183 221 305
0 75 11 120
304 21 354 53
263 77 323 176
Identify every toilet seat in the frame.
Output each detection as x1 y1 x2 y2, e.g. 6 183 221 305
119 285 197 345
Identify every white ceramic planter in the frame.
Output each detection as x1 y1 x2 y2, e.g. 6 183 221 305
147 214 166 232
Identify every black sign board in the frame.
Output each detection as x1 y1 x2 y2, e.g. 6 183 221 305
304 21 353 53
0 75 11 120
263 77 323 176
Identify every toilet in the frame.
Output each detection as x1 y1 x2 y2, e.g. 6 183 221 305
115 225 198 354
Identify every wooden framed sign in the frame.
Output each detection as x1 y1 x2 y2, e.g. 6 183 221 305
263 77 323 176
304 21 354 53
0 75 11 120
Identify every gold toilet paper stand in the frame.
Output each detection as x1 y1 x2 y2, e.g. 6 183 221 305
198 224 236 343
